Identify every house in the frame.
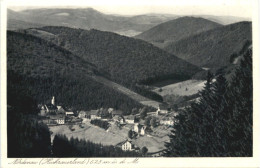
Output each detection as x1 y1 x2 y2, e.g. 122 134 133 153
65 111 74 116
90 110 101 119
43 114 65 125
112 110 123 117
113 115 125 124
78 111 88 118
57 106 66 114
147 150 165 157
40 104 58 115
134 123 146 135
116 140 135 151
160 119 174 126
124 115 135 124
156 104 169 115
108 108 114 113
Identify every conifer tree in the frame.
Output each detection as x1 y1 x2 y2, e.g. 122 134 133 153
164 48 252 157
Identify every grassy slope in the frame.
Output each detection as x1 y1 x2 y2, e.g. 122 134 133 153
164 21 252 69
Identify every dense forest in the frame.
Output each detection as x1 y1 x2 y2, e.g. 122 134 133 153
25 26 202 86
7 31 143 113
164 22 252 69
164 48 252 157
7 104 51 157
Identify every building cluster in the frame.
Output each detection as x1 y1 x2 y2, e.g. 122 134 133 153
39 96 177 156
39 96 79 125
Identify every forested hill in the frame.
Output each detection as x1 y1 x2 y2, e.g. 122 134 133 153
7 31 143 113
24 26 202 87
164 21 252 69
135 17 221 48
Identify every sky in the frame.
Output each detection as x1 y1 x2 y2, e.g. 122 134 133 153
6 0 253 18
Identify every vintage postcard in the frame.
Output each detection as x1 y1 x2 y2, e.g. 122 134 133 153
0 0 260 167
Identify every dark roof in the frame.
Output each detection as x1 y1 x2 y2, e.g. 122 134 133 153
136 123 145 130
112 110 123 115
125 115 135 120
49 114 65 120
159 103 169 110
90 110 99 115
115 139 132 146
45 104 58 110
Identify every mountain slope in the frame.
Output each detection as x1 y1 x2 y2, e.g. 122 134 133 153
7 31 143 113
24 26 202 88
164 21 252 69
7 8 176 36
135 17 222 48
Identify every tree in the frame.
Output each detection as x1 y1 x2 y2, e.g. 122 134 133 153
150 117 157 128
128 130 133 139
164 48 252 157
131 108 138 115
144 117 151 127
141 146 148 156
140 107 148 120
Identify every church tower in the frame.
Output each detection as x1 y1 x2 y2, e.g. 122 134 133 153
51 96 55 105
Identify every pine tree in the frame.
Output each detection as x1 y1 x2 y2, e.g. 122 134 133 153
164 48 252 157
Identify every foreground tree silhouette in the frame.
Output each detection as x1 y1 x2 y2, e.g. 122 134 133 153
164 48 252 157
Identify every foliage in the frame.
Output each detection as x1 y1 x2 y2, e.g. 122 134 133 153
90 119 110 130
140 107 148 120
141 146 148 156
7 96 51 157
150 117 158 127
164 48 252 157
7 31 143 114
165 22 252 69
128 130 133 139
26 26 201 101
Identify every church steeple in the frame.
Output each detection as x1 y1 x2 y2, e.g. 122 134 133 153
51 96 55 105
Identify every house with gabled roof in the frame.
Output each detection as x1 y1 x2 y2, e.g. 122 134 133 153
116 140 136 151
134 123 146 135
112 110 123 117
113 115 125 124
90 110 101 119
124 115 136 124
156 103 170 115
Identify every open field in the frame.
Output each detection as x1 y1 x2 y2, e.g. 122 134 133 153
49 119 171 153
153 79 206 96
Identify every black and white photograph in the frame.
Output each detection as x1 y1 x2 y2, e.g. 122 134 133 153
0 0 260 167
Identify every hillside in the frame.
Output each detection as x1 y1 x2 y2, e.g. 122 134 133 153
23 26 202 88
135 17 222 48
7 31 144 113
7 8 176 36
164 21 252 69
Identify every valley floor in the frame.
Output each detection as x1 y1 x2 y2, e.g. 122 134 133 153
49 119 170 153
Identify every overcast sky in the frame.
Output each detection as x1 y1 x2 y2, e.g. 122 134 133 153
7 0 253 18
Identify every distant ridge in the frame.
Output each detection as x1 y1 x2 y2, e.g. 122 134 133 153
135 16 222 48
7 8 176 36
164 21 252 69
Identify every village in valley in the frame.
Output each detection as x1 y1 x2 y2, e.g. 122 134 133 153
38 96 178 156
